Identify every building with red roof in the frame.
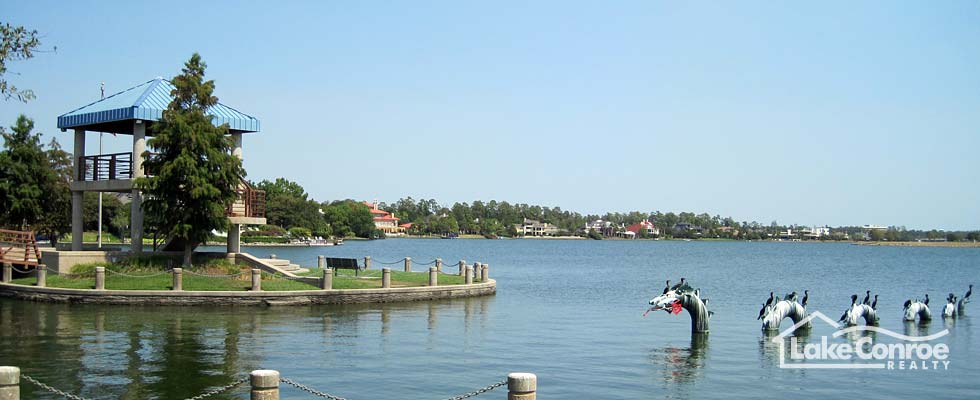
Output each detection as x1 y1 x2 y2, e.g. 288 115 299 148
363 201 405 234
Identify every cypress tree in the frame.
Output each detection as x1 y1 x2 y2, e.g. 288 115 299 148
136 53 244 266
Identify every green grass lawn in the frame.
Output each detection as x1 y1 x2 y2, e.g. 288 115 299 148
63 231 124 243
10 257 482 291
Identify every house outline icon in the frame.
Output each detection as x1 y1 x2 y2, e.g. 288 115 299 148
770 310 949 369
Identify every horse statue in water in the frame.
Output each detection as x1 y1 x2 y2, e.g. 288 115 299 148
758 290 810 332
646 279 711 333
903 298 932 323
839 293 879 326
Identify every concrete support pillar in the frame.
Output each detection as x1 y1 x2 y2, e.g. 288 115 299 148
382 268 391 288
458 260 466 276
232 133 243 160
364 256 371 271
71 129 86 251
321 269 332 290
0 366 20 400
317 255 325 269
36 265 46 287
95 267 105 290
251 269 261 291
227 224 241 254
473 262 482 280
508 373 537 400
428 267 438 286
435 258 442 273
249 369 279 400
1 264 9 283
172 268 183 291
71 191 84 251
130 122 146 254
465 265 474 284
404 257 412 272
480 263 489 282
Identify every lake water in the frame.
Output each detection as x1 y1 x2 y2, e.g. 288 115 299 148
1 239 978 399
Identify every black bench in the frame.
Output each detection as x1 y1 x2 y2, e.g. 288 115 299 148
325 257 361 276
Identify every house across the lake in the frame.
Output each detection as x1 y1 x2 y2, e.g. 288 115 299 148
364 201 405 235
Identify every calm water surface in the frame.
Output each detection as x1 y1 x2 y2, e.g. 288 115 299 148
1 240 978 399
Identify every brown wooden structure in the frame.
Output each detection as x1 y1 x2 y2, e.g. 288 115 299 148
0 229 41 267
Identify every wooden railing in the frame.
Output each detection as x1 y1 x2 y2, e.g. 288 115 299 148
228 179 265 219
0 229 41 267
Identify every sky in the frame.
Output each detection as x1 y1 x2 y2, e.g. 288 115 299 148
3 1 979 230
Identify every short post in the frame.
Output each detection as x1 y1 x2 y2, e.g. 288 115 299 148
0 366 20 400
404 257 412 272
250 369 280 400
321 268 333 290
251 269 261 291
36 265 46 287
172 268 183 291
428 267 438 286
1 264 10 283
508 372 537 400
364 256 372 271
458 260 466 276
480 263 489 282
95 266 105 290
317 255 325 269
435 258 443 272
473 262 482 280
465 265 474 284
382 268 391 288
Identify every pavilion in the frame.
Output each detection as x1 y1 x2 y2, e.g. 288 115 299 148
52 77 265 269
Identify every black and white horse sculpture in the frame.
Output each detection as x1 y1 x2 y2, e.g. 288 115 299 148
759 291 810 332
903 299 932 322
647 281 711 333
839 293 879 326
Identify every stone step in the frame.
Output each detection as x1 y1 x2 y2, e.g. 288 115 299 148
261 259 290 267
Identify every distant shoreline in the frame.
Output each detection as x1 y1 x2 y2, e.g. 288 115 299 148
854 241 980 248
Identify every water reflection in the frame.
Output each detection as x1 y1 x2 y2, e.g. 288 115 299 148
759 329 811 370
903 320 932 338
648 333 709 386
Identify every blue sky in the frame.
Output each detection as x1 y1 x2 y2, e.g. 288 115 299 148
3 1 979 230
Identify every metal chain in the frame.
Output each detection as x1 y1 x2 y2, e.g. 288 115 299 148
21 374 93 400
181 376 248 400
279 377 349 400
415 259 438 266
10 265 34 274
105 269 172 278
182 270 248 278
375 259 405 265
444 380 508 400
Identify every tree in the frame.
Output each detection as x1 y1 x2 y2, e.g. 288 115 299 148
0 115 62 231
1 23 42 102
321 200 377 238
136 54 244 266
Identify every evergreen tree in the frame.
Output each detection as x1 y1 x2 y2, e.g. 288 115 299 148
136 54 244 266
0 115 62 230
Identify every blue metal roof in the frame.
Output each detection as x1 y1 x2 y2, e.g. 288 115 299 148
57 78 260 133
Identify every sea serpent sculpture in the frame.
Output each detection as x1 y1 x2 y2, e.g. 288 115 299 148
758 291 810 332
903 297 932 322
646 278 711 333
957 284 972 315
839 292 880 326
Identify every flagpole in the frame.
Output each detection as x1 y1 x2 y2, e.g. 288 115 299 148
97 82 104 249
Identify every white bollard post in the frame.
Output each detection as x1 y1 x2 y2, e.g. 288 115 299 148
172 268 183 291
382 268 391 288
404 257 412 273
250 369 280 400
435 258 442 273
95 266 105 290
458 260 466 276
322 268 333 290
0 366 19 400
465 265 474 284
508 372 537 400
251 269 261 291
429 267 438 286
364 256 372 271
36 265 46 288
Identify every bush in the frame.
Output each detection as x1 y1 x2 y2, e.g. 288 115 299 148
288 227 312 238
